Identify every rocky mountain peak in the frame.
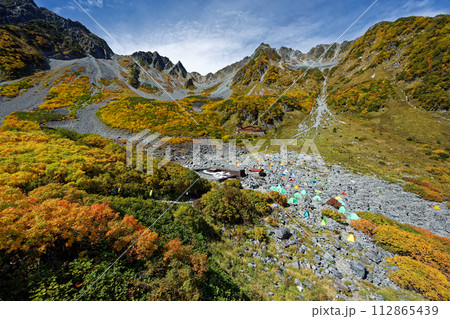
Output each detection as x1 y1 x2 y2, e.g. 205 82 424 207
278 46 304 60
131 51 174 71
0 0 48 25
169 61 188 78
252 42 277 56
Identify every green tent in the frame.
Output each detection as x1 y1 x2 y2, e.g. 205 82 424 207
293 192 302 199
348 213 360 220
300 190 307 196
278 187 287 195
312 195 322 201
288 197 299 204
320 217 327 226
338 206 347 214
315 189 322 194
270 186 279 192
338 200 345 206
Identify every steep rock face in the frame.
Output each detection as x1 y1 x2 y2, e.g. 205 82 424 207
0 0 113 79
0 0 49 25
169 61 188 78
131 51 174 71
278 46 303 60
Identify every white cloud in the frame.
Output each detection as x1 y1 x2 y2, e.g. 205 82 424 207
52 6 63 14
382 0 446 21
80 0 103 8
106 9 325 74
61 0 448 74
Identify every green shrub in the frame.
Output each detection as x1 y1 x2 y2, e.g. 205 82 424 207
200 186 264 224
253 226 267 242
224 179 242 188
321 208 347 224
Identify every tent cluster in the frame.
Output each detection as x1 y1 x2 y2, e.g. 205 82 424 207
270 184 287 195
252 156 365 243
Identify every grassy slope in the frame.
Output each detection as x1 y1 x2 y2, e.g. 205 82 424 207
266 92 450 202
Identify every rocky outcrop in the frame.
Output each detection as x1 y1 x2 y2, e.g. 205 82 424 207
169 61 188 78
278 46 303 60
131 51 174 71
0 0 113 60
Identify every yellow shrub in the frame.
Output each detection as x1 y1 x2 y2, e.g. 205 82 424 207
0 114 39 131
388 256 450 301
375 225 450 278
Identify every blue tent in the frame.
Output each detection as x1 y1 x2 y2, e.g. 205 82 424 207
304 211 310 217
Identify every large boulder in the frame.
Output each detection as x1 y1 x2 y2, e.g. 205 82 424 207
350 260 368 279
274 227 292 240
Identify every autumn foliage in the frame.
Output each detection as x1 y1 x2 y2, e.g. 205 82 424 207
326 198 342 209
97 96 223 137
328 80 393 115
350 211 450 300
199 185 271 224
0 185 158 259
267 190 288 207
0 79 34 98
350 219 377 236
321 208 347 224
387 256 450 301
0 117 219 300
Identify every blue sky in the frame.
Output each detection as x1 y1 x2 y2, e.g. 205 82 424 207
35 0 449 74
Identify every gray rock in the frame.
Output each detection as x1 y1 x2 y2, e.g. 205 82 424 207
313 254 322 265
375 294 386 301
350 260 368 279
323 252 335 262
331 268 344 279
274 227 292 240
303 280 313 289
268 292 274 297
290 261 300 269
334 280 350 293
298 245 307 254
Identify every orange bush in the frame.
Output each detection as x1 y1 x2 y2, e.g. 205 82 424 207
0 186 158 259
268 191 287 207
402 176 445 202
163 238 192 263
266 216 278 228
163 238 208 277
351 219 377 236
